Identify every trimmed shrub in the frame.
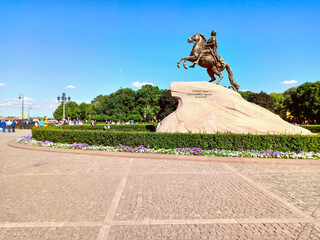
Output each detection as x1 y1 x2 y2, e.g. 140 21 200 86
32 128 320 152
302 125 320 133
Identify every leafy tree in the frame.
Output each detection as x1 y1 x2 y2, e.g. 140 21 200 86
135 85 161 122
79 102 94 120
239 90 255 100
53 101 81 120
157 90 178 120
289 81 320 123
269 93 286 118
127 110 143 122
101 88 136 121
283 87 297 110
247 91 275 112
91 94 106 115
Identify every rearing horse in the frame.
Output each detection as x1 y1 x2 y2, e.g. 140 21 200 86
177 33 239 91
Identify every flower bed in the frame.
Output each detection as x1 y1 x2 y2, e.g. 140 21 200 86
17 135 320 159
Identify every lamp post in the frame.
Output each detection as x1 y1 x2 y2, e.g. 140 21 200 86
57 92 71 121
28 107 32 121
18 93 24 123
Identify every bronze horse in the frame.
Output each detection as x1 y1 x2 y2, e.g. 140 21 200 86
177 33 239 91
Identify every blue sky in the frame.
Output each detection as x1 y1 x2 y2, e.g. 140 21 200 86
0 0 319 117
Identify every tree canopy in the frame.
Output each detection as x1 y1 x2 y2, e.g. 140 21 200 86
52 81 319 124
247 91 275 112
157 89 178 120
53 101 81 120
288 81 320 123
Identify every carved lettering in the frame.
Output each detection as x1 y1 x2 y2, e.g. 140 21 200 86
187 90 212 98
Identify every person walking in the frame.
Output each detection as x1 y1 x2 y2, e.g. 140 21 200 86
40 119 44 127
7 119 12 132
1 120 6 133
12 120 16 132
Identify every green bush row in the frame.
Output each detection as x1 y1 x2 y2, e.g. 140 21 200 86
32 128 320 152
55 124 155 132
301 125 320 133
65 123 319 133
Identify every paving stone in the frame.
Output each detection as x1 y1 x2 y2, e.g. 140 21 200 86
241 171 320 220
1 130 319 239
0 174 121 222
19 155 129 175
131 159 229 174
107 223 303 240
115 173 298 220
0 226 100 240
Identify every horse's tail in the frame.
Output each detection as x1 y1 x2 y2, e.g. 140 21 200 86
225 64 240 91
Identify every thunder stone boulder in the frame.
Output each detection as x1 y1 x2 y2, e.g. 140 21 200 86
156 82 311 135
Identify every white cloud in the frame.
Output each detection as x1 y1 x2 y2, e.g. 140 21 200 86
0 97 89 117
0 97 59 111
281 80 298 85
131 81 154 88
66 85 76 89
0 83 5 88
74 99 91 104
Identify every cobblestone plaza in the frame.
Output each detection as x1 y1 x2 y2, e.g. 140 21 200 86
1 130 319 239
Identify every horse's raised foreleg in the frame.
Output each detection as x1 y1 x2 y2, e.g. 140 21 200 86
183 59 188 69
177 57 187 68
177 56 197 70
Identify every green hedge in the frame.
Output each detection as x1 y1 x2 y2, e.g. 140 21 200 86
302 125 320 133
32 128 320 152
55 124 155 132
56 124 320 133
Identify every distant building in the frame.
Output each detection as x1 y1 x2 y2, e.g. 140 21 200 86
0 116 16 120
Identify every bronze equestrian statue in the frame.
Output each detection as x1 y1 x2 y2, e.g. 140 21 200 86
177 30 240 91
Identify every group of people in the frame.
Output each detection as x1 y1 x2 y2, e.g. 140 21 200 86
106 120 135 125
1 118 138 130
49 119 86 126
90 120 97 125
68 119 85 126
1 119 17 133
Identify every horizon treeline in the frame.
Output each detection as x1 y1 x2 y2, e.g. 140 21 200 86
53 81 320 124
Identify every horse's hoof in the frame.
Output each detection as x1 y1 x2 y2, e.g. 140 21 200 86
184 66 188 70
189 65 195 68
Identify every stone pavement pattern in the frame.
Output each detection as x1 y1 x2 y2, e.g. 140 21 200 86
0 130 319 239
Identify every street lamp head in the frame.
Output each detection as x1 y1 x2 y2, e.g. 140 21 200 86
57 96 60 101
68 96 71 101
62 92 66 97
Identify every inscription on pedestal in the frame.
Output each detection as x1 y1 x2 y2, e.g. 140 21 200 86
187 90 213 98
